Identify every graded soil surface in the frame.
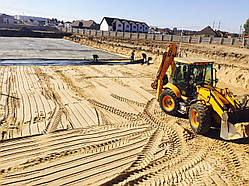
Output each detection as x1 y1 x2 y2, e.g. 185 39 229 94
0 37 248 185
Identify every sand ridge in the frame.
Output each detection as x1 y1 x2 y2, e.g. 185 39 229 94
0 37 248 185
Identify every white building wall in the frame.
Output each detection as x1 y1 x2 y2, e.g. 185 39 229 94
2 18 14 24
100 19 112 31
65 23 71 28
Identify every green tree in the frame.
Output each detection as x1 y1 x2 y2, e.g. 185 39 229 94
244 18 249 35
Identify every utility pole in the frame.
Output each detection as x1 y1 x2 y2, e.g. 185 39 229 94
239 25 242 39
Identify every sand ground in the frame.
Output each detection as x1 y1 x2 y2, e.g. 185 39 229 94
0 37 248 186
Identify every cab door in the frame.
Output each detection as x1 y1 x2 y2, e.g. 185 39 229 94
170 63 192 96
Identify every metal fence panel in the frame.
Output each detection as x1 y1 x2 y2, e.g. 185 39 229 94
172 35 181 42
163 35 171 41
109 31 116 36
223 38 231 44
211 37 220 44
84 30 90 35
90 30 97 35
96 30 103 36
117 31 123 37
155 34 163 40
190 36 198 43
124 32 131 38
181 36 189 42
233 39 242 46
63 28 249 47
78 29 83 34
103 31 110 36
131 33 139 39
147 34 154 40
201 37 210 44
139 33 146 39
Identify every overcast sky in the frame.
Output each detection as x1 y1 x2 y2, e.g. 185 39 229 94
0 0 248 33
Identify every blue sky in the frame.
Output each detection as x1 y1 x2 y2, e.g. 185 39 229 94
0 0 248 33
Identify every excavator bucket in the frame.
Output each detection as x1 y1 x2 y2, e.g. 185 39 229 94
220 109 249 140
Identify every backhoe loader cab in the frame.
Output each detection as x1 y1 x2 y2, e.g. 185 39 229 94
152 43 249 140
169 58 215 97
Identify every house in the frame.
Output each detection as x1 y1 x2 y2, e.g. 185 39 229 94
15 15 48 26
112 19 123 32
196 26 218 37
149 26 159 33
158 28 173 35
216 30 229 37
136 23 143 33
100 17 149 33
142 23 149 33
0 14 14 24
64 21 72 28
123 20 131 32
71 20 99 30
130 22 138 32
172 28 196 36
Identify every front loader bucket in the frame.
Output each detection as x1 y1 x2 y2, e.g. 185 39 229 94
220 109 249 140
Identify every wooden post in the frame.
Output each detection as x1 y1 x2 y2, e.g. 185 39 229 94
245 39 247 47
230 38 234 45
198 36 202 43
170 35 173 41
162 35 164 41
209 37 213 44
188 36 191 43
241 38 245 47
220 37 224 44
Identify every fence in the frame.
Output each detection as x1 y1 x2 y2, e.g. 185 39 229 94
60 27 249 47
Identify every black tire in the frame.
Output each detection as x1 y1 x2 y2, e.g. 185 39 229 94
159 89 179 116
188 103 211 134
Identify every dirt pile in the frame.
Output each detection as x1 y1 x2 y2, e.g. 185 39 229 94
64 35 249 89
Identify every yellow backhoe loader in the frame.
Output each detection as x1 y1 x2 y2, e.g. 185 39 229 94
151 43 249 140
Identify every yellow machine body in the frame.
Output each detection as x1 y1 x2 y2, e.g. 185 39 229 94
152 44 249 140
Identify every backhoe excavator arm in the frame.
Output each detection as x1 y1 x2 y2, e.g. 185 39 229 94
151 43 178 99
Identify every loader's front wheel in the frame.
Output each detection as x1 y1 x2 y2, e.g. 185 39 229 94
159 89 179 116
189 103 211 134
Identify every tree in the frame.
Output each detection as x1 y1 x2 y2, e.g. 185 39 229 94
244 18 249 35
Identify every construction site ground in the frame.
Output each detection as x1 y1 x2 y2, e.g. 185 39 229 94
0 37 248 185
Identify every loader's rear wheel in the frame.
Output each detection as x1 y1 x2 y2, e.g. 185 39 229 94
159 89 179 116
189 103 211 134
